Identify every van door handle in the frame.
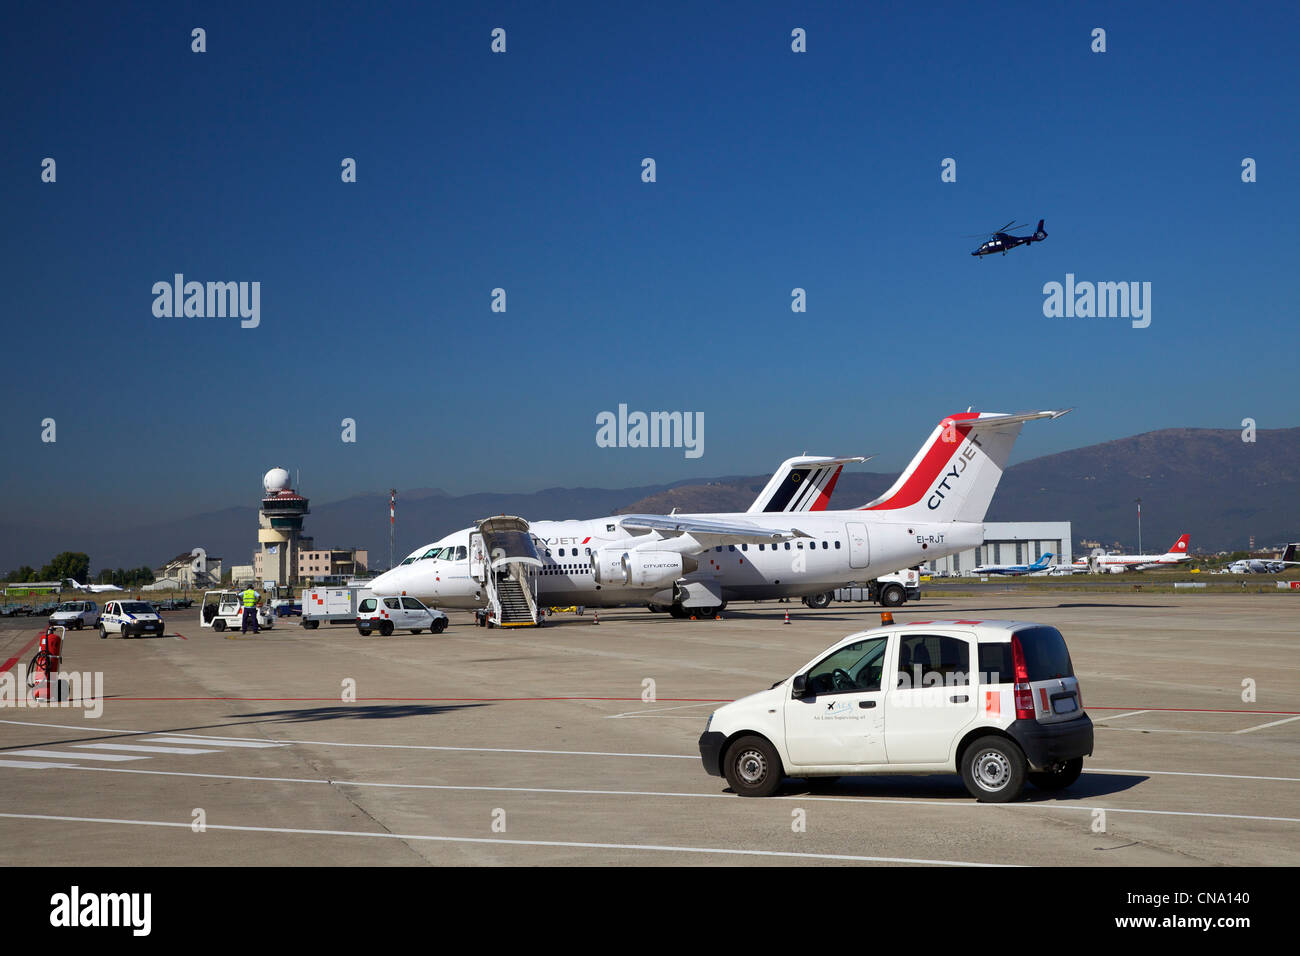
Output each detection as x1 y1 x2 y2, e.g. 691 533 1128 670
858 700 876 709
950 695 968 703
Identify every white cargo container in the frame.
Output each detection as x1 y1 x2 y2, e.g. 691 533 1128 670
301 585 373 629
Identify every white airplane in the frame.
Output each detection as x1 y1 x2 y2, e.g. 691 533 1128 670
1228 544 1299 574
1072 534 1191 573
66 578 124 593
370 408 1068 622
973 552 1055 576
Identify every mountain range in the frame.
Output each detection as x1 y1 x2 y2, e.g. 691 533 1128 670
2 427 1295 575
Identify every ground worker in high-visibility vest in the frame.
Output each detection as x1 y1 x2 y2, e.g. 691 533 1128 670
240 585 260 634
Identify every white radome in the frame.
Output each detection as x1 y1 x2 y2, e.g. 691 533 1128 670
263 467 291 494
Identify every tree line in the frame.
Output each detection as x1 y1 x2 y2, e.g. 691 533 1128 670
2 552 154 587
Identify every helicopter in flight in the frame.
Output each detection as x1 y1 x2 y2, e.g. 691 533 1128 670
969 219 1047 258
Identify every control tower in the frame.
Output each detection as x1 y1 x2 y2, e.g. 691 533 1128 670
254 468 313 586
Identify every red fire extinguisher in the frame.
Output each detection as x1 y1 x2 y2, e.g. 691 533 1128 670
28 626 64 701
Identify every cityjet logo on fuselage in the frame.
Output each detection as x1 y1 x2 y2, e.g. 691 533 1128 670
152 274 260 328
927 435 981 510
596 404 703 459
1042 274 1151 329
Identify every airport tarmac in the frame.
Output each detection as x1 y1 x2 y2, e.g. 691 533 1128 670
0 593 1296 867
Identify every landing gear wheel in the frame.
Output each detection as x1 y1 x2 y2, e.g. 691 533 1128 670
431 618 447 634
961 736 1027 803
804 592 832 609
723 735 784 798
879 583 905 607
1029 757 1084 791
379 620 394 637
213 619 226 632
668 604 687 619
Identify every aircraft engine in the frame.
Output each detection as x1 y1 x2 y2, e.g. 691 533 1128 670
590 550 695 588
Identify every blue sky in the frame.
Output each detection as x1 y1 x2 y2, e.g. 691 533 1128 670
2 1 1297 531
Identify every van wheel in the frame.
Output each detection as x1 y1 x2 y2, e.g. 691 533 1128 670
1029 757 1083 791
99 626 108 640
379 621 394 637
303 620 320 630
723 735 784 798
213 619 226 632
879 584 905 607
75 620 84 630
961 736 1026 803
432 619 447 634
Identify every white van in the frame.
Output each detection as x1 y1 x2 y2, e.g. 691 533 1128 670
100 600 165 639
699 618 1092 802
356 595 448 636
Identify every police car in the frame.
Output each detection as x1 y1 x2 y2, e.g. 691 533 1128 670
99 600 165 639
356 596 448 636
698 617 1092 803
48 600 100 630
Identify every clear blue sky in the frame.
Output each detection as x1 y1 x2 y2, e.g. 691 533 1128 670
2 1 1296 531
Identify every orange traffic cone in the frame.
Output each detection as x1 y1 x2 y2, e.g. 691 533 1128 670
783 609 790 624
592 610 600 625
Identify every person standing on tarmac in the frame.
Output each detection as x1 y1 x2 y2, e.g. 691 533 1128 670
240 584 260 634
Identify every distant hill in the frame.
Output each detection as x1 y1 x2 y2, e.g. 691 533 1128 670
1 427 1294 575
618 427 1300 552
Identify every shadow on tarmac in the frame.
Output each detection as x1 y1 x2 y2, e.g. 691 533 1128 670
233 703 490 723
763 770 1146 801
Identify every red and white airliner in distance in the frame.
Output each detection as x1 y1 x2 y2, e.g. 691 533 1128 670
369 408 1069 621
1073 534 1192 573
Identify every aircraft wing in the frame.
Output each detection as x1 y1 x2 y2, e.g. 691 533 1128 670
620 514 812 547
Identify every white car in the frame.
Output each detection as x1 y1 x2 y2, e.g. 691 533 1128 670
699 617 1093 803
357 595 448 636
99 599 165 639
49 600 100 630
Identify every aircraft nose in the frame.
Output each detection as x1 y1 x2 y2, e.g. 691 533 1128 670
370 568 401 595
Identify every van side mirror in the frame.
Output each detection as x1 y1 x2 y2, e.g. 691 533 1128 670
791 674 808 698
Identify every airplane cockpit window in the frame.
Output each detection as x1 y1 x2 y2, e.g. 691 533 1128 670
419 548 441 561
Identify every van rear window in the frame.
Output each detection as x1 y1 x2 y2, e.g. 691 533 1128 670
1015 626 1075 681
978 644 1014 684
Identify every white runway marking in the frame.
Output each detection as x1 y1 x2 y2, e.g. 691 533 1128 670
1089 767 1300 782
147 737 284 748
4 763 1296 824
0 760 80 769
606 702 717 719
13 749 147 762
74 743 220 755
0 811 1010 867
1234 715 1300 734
1099 710 1149 721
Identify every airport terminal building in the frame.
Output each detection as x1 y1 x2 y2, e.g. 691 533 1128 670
923 521 1073 575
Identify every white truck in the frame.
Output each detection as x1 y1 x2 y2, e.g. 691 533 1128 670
300 585 373 629
802 568 922 609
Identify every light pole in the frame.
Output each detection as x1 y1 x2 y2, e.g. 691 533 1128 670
1135 497 1142 554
